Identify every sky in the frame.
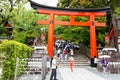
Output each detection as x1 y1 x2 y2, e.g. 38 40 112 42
25 0 58 10
33 0 58 7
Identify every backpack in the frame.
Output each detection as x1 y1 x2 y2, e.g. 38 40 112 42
66 47 70 53
64 50 67 54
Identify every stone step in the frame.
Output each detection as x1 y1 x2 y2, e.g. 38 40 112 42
23 71 42 74
58 62 89 64
74 58 89 60
27 58 41 60
58 62 89 65
57 60 88 62
59 64 89 66
31 55 42 58
56 55 90 67
57 60 89 67
58 66 89 68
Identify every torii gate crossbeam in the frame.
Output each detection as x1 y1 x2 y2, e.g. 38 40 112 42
29 0 110 60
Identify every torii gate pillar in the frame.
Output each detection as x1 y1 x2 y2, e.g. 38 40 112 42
37 11 107 59
48 14 55 57
47 14 98 58
90 15 97 58
29 0 110 59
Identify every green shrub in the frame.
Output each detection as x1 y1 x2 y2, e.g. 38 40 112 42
0 40 33 80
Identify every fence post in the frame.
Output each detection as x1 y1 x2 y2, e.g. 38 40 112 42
14 57 19 80
41 53 47 80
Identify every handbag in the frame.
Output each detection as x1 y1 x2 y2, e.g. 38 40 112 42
102 63 107 67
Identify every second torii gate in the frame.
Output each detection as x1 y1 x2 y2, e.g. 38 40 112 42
29 0 110 59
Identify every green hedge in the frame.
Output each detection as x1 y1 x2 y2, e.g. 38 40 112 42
0 40 33 80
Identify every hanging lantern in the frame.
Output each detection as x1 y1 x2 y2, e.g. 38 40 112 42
41 28 46 41
4 20 10 27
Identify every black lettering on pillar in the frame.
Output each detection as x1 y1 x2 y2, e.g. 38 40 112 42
50 20 54 24
92 21 94 26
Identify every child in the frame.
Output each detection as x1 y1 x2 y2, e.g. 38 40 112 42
59 53 63 62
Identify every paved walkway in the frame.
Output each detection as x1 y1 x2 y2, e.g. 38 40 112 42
18 74 41 80
59 68 104 80
16 67 120 80
57 67 120 80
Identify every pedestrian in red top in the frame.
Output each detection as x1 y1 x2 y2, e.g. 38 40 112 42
68 56 74 72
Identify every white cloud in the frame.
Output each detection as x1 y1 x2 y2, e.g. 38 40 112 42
33 0 58 7
24 0 58 10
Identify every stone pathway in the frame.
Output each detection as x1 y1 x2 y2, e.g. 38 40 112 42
18 74 41 80
58 67 120 80
17 66 120 80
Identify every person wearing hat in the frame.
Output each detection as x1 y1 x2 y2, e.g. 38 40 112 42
50 55 59 80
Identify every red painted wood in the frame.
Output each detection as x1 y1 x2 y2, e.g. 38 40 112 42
37 9 106 16
36 8 106 58
90 15 97 58
109 27 114 39
37 20 105 27
47 14 54 58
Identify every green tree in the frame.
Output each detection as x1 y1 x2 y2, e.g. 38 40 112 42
109 0 120 12
0 0 27 25
58 0 107 8
55 16 90 45
11 8 48 44
0 40 33 80
0 0 48 45
56 0 111 46
0 0 27 38
10 6 40 43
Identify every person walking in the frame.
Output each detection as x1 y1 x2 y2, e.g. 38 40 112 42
57 49 61 58
63 49 67 61
68 56 74 72
59 51 63 62
101 58 108 73
94 56 98 67
50 55 59 80
70 49 74 57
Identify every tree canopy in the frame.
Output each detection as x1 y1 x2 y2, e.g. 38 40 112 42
58 0 120 9
0 0 27 24
0 0 48 45
56 0 115 46
57 0 107 8
0 0 120 46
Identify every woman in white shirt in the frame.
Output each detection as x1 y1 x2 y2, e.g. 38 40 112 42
50 56 59 80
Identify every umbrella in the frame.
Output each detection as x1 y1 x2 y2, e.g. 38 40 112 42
99 55 111 58
102 48 117 51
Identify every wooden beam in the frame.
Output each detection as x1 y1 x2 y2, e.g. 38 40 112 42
37 9 106 16
37 20 106 27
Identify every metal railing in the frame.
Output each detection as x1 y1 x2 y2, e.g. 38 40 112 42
14 46 49 80
79 44 90 58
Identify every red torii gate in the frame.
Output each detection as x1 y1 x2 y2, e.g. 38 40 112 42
29 0 110 59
